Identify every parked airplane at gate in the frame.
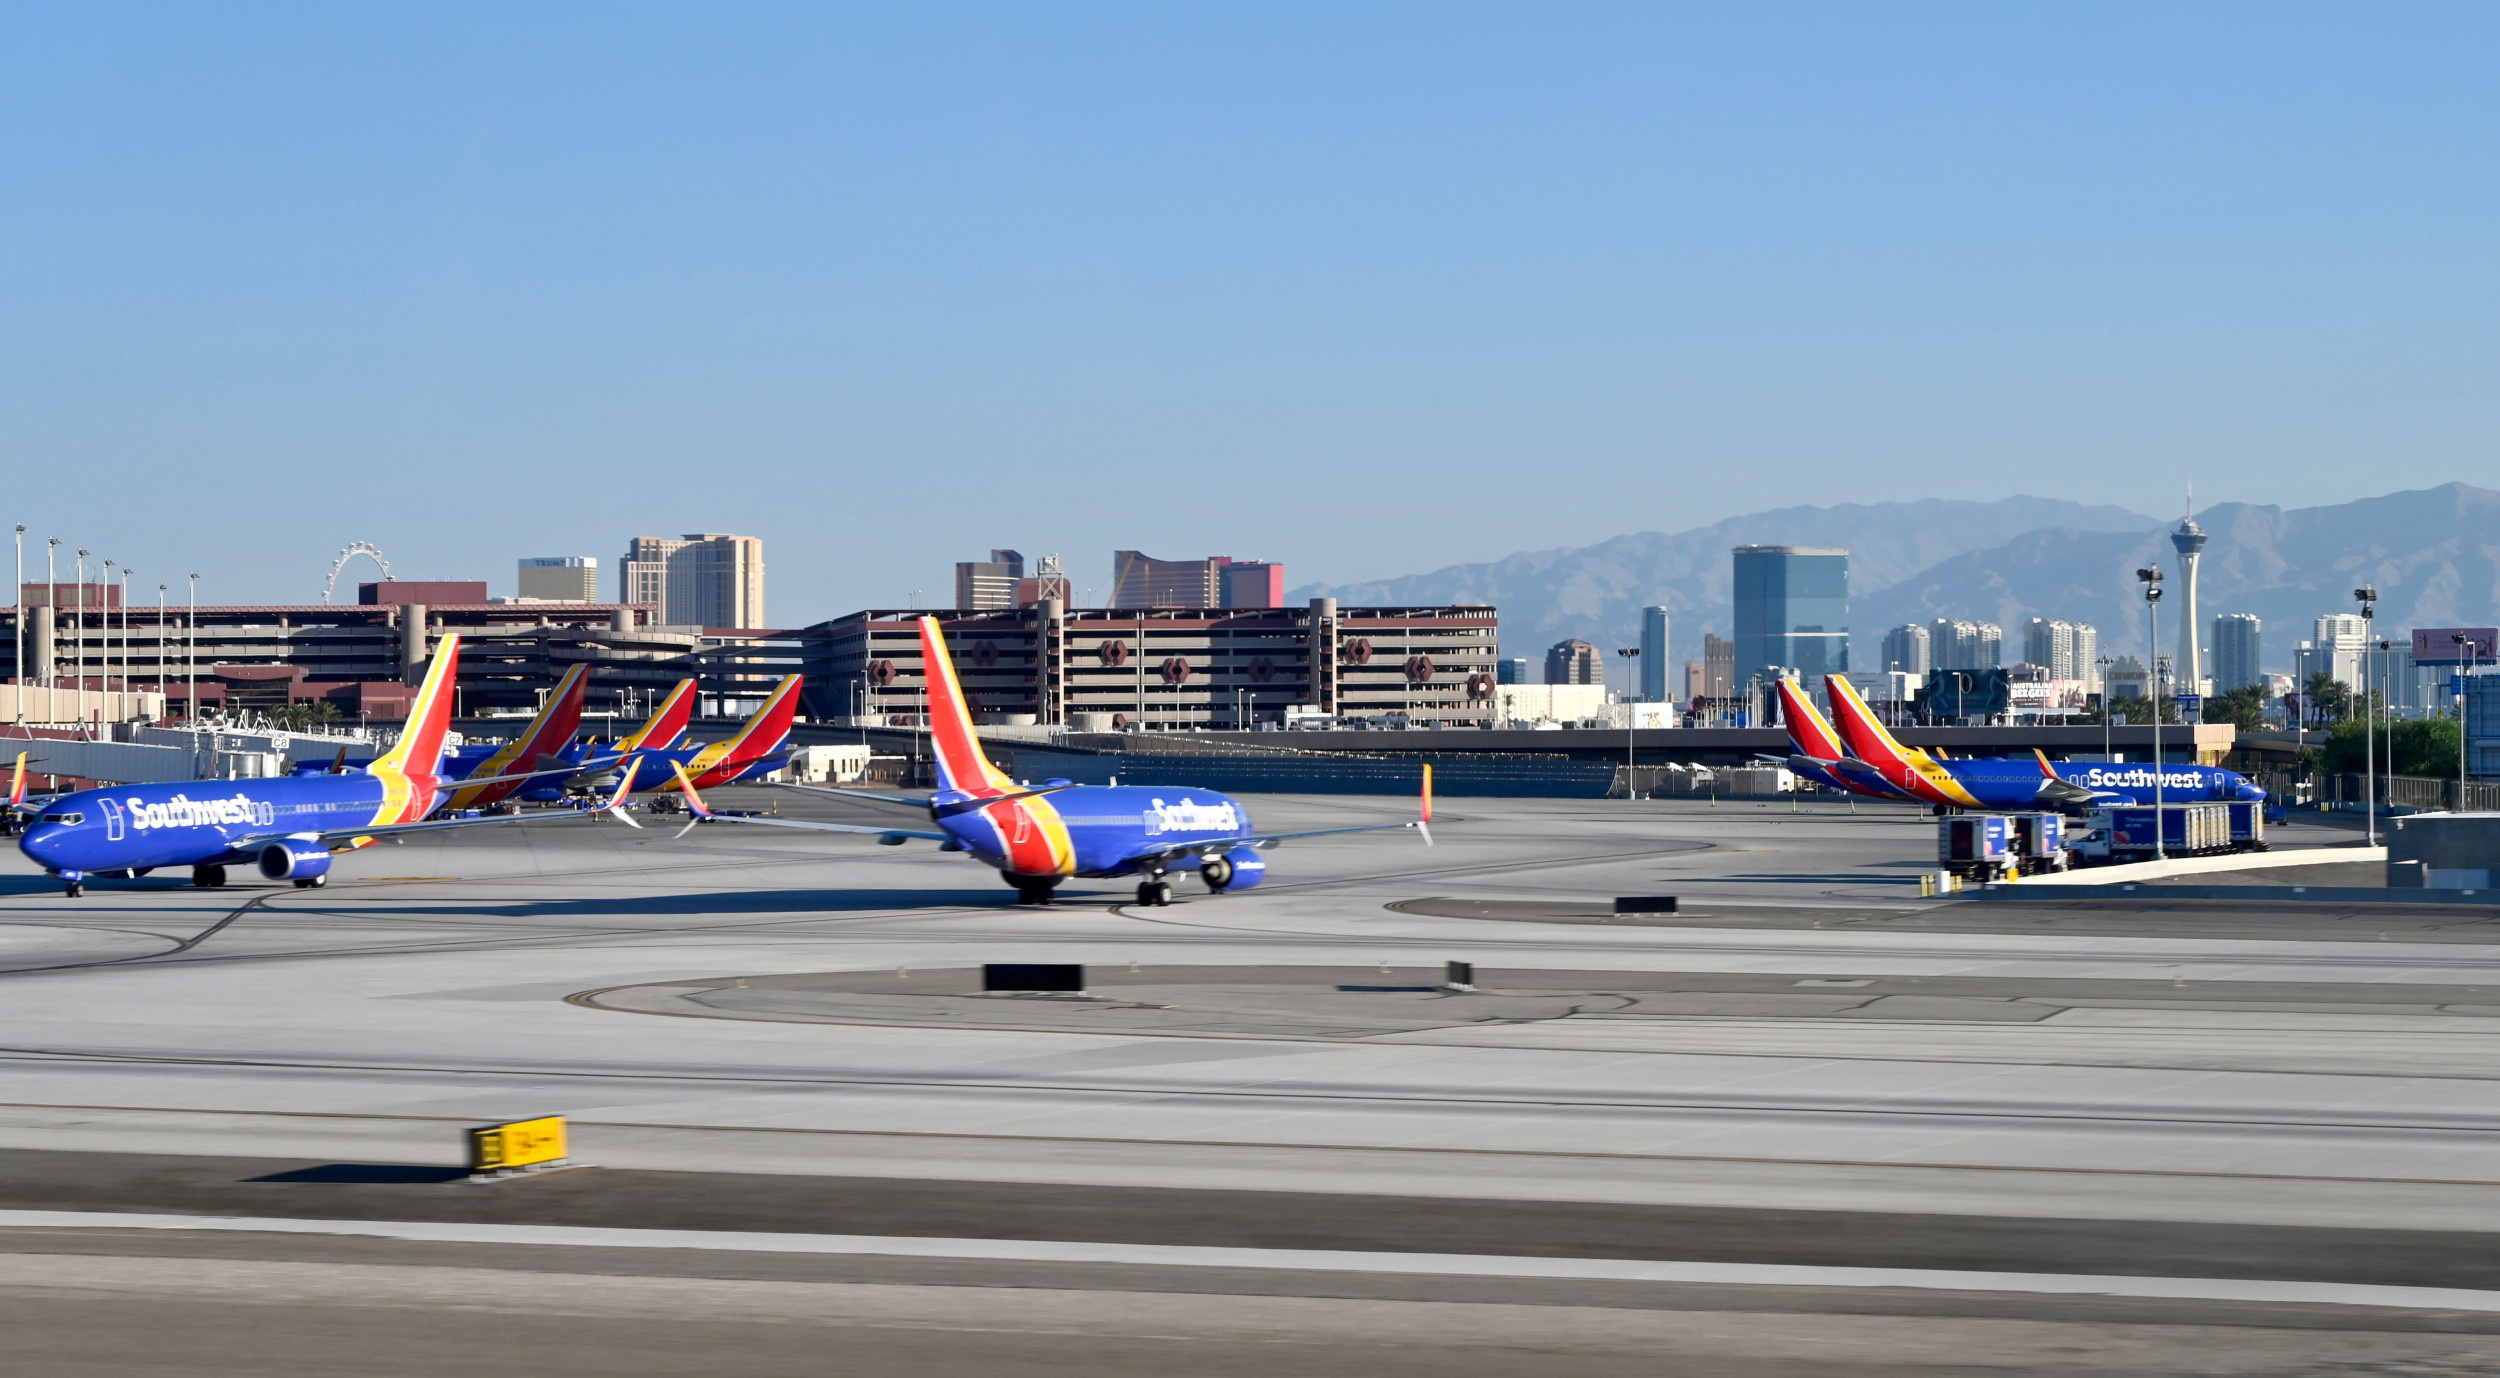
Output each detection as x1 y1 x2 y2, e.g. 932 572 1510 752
438 663 591 811
632 674 803 793
665 616 1430 905
1803 673 2262 812
16 636 638 897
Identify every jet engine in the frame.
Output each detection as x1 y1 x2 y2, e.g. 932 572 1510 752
1198 845 1267 892
257 840 333 883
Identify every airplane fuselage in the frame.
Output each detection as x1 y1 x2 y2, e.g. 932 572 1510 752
932 784 1257 880
18 773 426 879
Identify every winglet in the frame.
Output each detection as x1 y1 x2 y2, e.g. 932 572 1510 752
2035 749 2059 778
1421 764 1433 824
670 762 714 818
601 759 643 828
8 752 23 810
328 746 348 774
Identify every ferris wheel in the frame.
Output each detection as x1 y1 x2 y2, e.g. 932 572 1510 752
323 542 393 604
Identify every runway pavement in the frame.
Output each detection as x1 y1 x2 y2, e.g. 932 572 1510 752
0 789 2486 1374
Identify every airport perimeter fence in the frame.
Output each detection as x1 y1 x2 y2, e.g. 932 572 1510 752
1000 746 1616 798
2315 773 2500 813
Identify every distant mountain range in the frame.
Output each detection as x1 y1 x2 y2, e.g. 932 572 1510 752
1292 484 2500 676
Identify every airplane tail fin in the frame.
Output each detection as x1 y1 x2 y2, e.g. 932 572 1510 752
620 678 698 752
1822 674 1918 767
715 674 803 765
917 616 1013 795
1771 678 1849 761
368 634 462 783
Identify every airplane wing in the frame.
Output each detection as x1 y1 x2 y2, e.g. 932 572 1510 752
1123 765 1436 864
1787 752 1904 795
231 761 647 853
767 783 937 810
1118 819 1430 868
668 764 947 842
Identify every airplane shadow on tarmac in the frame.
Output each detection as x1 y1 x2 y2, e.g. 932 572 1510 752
309 887 1115 921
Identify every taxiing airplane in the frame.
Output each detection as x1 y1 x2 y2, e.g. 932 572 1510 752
664 616 1429 906
1804 673 2261 812
16 636 639 897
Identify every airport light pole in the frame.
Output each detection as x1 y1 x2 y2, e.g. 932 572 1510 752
186 572 197 728
2096 655 2115 763
74 550 87 712
10 524 20 704
101 560 115 711
2355 585 2377 845
2137 566 2165 860
45 537 59 723
2458 633 2475 806
1616 646 1640 800
156 584 166 696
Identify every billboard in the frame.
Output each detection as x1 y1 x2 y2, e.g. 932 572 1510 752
2414 628 2500 665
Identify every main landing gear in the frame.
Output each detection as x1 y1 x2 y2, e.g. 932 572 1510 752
1135 878 1174 907
192 865 227 889
293 875 327 889
1011 879 1057 906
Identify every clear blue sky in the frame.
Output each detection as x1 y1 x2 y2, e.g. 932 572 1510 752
5 3 2494 622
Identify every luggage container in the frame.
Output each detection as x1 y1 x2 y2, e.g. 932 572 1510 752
2227 800 2268 851
1938 814 2016 881
2077 802 2233 862
2008 812 2070 874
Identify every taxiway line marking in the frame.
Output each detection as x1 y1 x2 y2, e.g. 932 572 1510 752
1 1209 2494 1312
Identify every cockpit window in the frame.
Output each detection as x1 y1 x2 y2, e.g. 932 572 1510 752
39 812 83 825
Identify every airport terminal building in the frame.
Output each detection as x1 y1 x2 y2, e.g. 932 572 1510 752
798 599 1500 730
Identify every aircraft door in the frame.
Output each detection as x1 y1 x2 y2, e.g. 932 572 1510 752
100 798 124 841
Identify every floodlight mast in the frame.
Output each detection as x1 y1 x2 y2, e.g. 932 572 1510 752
2354 585 2377 845
2136 567 2166 860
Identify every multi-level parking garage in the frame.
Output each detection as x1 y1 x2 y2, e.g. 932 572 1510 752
0 792 2491 1372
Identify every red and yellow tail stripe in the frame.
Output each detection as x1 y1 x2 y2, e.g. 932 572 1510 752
655 674 803 790
918 616 1074 878
1772 678 1849 761
367 634 463 824
447 663 590 810
1823 674 1983 809
619 678 697 753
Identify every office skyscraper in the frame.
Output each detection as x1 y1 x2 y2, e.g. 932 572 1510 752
516 556 597 603
1638 607 1669 701
2212 614 2262 693
1931 619 2003 671
955 550 1024 612
1881 623 1932 676
1701 633 1735 699
1732 546 1847 690
621 533 765 628
1545 638 1601 686
2022 619 2097 681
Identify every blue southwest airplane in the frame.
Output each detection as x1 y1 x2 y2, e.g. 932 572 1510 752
665 616 1430 906
1776 674 2262 811
15 635 640 897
